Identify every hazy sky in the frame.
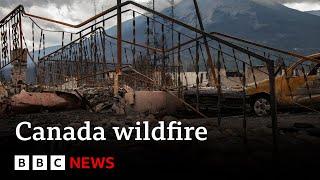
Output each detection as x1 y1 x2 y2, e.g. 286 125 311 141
1 0 319 19
1 0 319 25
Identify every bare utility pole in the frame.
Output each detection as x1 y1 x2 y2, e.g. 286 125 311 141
115 0 122 96
192 0 218 87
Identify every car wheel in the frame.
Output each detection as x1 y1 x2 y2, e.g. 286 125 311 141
253 97 270 116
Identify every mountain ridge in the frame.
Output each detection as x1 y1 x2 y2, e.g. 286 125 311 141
163 0 320 54
307 10 320 16
2 0 320 83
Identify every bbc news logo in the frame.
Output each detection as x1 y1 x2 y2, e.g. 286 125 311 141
14 155 65 170
14 155 115 171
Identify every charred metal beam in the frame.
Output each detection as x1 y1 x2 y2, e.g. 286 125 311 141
39 28 163 64
16 1 318 66
17 1 270 64
101 33 163 53
167 31 320 64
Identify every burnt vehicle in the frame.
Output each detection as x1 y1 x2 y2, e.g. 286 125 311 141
247 53 320 116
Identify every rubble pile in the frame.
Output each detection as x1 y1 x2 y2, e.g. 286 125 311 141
0 83 9 115
0 83 8 99
77 86 137 115
79 87 115 113
0 83 137 116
